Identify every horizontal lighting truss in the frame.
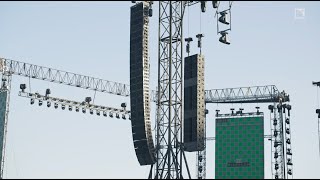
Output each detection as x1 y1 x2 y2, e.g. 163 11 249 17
18 91 131 119
0 58 129 97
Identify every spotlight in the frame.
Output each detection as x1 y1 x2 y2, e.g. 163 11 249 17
230 108 235 115
54 103 58 109
68 105 72 111
200 1 206 13
196 33 204 48
121 103 127 108
20 84 26 92
275 163 279 170
277 104 282 112
185 37 193 54
116 113 120 119
205 109 209 115
273 119 277 126
286 128 290 134
268 105 274 113
287 148 292 155
219 31 230 45
76 107 80 112
122 114 126 120
316 109 320 114
82 107 86 113
256 106 260 114
288 169 292 175
274 130 278 137
215 109 220 117
47 101 51 107
103 111 107 117
96 110 100 116
287 158 293 166
212 1 218 8
109 112 113 118
286 138 291 144
61 104 65 110
198 166 203 173
218 11 230 25
30 98 35 105
45 88 51 97
85 97 92 104
312 81 320 86
90 109 94 115
282 104 286 113
239 108 244 114
274 152 278 159
129 115 131 120
285 118 290 124
39 100 43 106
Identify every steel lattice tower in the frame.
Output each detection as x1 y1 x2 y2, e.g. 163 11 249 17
0 71 12 179
155 1 191 179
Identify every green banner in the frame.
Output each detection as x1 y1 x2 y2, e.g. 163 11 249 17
215 115 264 179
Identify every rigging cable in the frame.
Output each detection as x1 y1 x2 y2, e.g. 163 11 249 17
317 87 320 157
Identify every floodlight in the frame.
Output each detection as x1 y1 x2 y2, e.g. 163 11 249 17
30 98 35 105
47 101 51 107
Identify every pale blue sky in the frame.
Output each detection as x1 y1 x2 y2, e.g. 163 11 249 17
0 1 320 179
